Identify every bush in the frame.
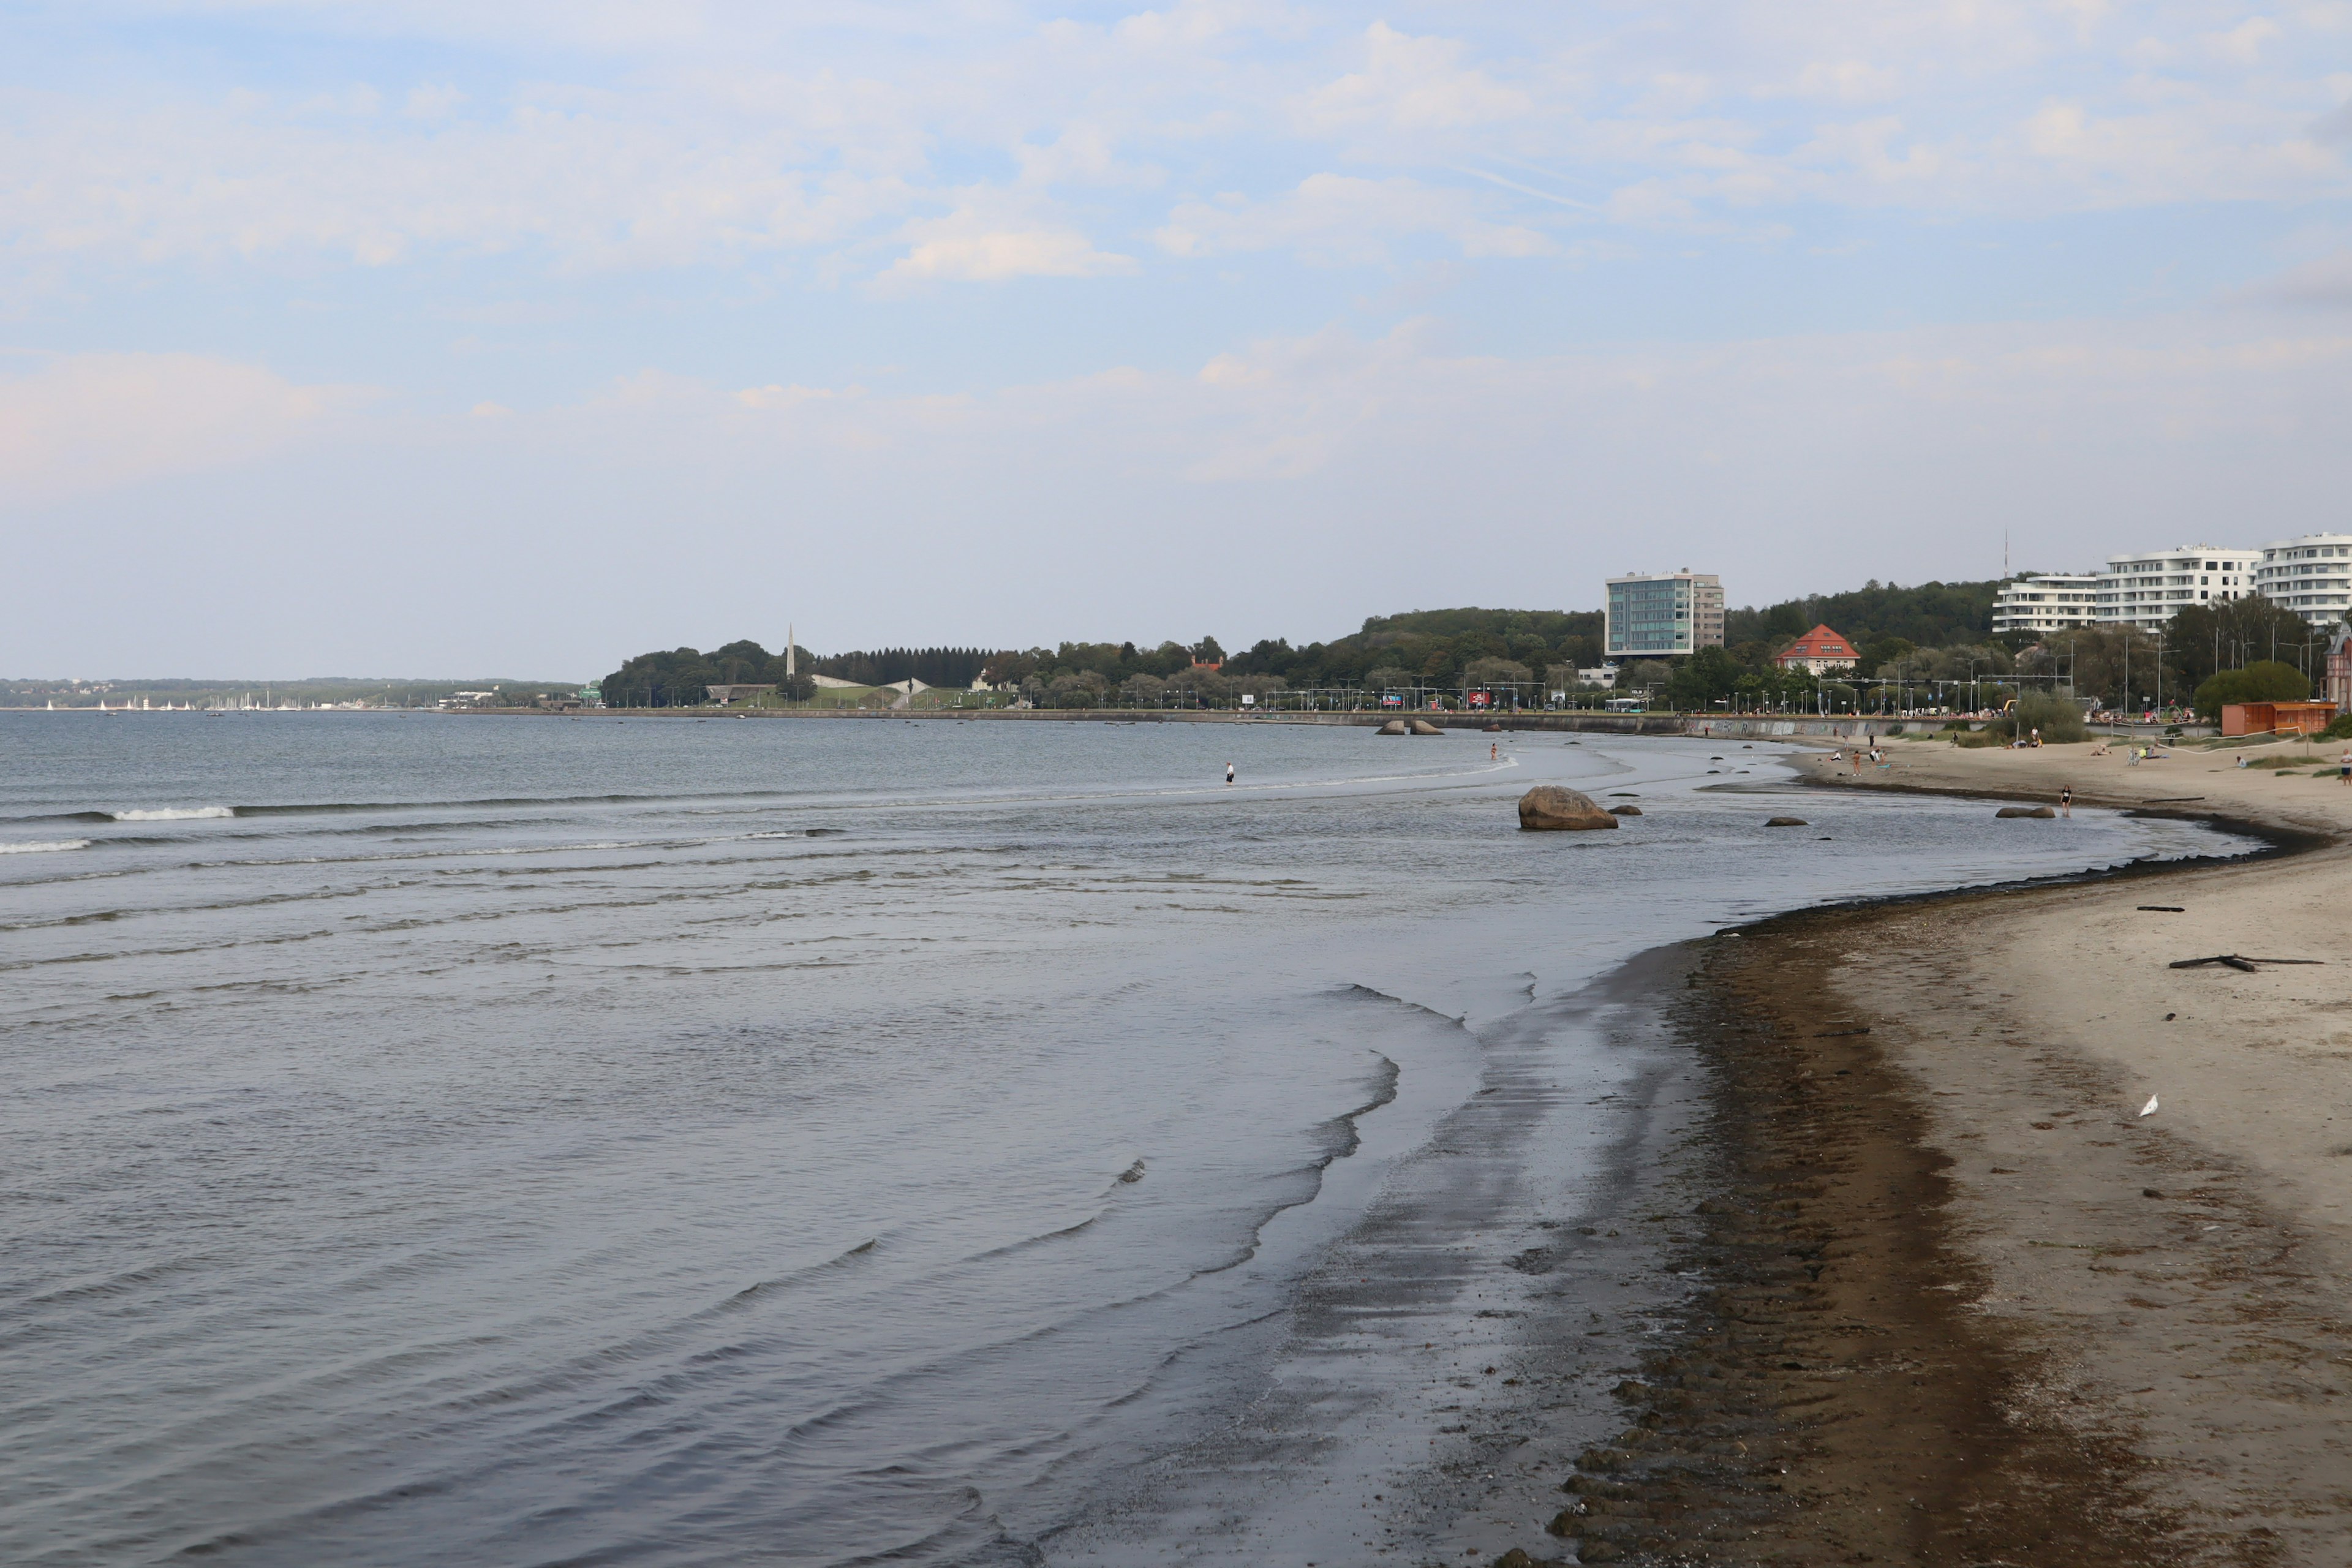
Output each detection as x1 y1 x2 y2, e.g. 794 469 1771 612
2318 713 2352 742
2193 660 2308 722
1988 692 2087 744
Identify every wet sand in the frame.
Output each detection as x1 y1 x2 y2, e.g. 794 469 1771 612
1504 737 2352 1566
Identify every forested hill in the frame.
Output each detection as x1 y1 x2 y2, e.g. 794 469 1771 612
1725 580 1999 652
596 582 2002 706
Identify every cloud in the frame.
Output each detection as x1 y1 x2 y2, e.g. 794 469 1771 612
1 0 2347 288
1301 21 1532 133
0 353 353 505
1769 59 1901 104
2238 248 2352 306
1156 174 1553 264
878 225 1137 283
2209 16 2282 64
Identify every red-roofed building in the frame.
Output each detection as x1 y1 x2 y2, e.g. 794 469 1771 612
1775 625 1859 674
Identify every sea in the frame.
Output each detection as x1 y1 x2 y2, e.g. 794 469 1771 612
0 714 2250 1567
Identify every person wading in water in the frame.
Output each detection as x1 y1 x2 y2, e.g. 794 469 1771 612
1226 762 1235 785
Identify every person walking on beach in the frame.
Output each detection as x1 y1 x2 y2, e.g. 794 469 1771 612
1226 762 1235 785
2339 750 2350 785
2059 786 2073 818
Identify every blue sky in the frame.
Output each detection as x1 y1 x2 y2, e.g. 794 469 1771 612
5 0 2351 676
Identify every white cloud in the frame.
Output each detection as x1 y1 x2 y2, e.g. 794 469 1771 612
2209 15 2283 62
0 353 352 505
878 225 1136 283
1 0 2346 285
2238 246 2352 304
1157 174 1553 263
1302 21 1532 133
1770 59 1902 104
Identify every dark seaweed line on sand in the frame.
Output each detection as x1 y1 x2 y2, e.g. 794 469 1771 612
1486 797 2331 1568
1493 918 2177 1568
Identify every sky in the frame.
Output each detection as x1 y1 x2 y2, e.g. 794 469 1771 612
4 1 2351 678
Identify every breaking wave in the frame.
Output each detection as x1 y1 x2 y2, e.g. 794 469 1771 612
110 807 234 822
0 839 92 854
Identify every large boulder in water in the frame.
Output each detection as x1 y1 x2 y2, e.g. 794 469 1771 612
1519 785 1618 831
1376 718 1408 736
1410 718 1444 736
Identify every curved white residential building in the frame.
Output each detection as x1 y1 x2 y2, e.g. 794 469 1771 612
2255 535 2352 626
2094 545 2258 632
1991 573 2100 636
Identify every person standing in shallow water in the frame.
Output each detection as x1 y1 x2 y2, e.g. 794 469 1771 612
2060 786 2073 818
1226 763 1234 785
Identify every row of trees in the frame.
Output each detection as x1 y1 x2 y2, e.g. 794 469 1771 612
594 583 2340 717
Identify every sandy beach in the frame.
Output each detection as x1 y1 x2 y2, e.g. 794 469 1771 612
1522 735 2352 1567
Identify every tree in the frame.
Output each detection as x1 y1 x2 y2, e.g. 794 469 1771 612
1463 657 1534 688
2166 595 2319 692
1724 580 1999 650
1047 671 1107 708
601 646 721 707
1165 666 1233 706
2192 660 2308 721
1856 637 1915 678
1664 646 1741 710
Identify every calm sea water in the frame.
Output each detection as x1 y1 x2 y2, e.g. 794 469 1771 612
0 715 2244 1566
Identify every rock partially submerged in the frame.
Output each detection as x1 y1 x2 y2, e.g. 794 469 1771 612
1376 718 1408 735
1520 785 1618 831
1996 805 2057 819
1608 804 1643 816
1411 718 1445 736
1765 816 1808 827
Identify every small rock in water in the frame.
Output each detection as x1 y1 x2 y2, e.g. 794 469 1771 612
1375 718 1408 736
1608 804 1642 816
1995 805 2057 819
1117 1159 1146 1184
1765 816 1807 827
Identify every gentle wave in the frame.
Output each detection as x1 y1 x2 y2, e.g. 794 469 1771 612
0 839 90 855
110 807 233 822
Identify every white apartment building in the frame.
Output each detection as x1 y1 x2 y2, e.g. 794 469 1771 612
2093 545 2258 633
1604 570 1724 659
2254 534 2352 627
1991 573 2100 636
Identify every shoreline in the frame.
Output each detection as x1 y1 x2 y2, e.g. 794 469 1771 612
1499 745 2352 1566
